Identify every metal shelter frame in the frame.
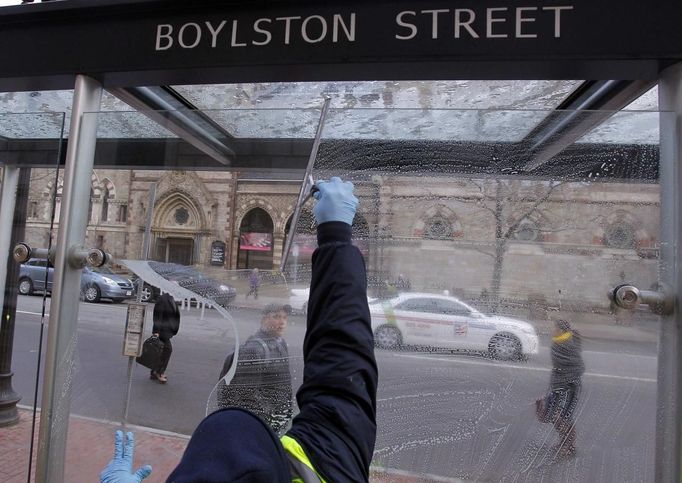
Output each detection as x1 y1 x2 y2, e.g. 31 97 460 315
0 1 680 482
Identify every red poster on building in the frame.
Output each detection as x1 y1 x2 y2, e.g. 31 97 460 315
239 232 272 251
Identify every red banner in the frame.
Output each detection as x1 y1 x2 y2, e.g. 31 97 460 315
239 232 272 252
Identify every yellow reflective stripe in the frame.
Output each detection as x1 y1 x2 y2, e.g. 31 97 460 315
280 435 327 483
552 331 572 343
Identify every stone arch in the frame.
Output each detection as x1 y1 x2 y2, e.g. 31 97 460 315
100 178 116 199
235 198 277 233
413 204 463 239
43 177 63 197
237 206 275 270
153 190 207 231
90 172 103 198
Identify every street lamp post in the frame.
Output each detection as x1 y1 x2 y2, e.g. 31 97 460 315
0 167 30 426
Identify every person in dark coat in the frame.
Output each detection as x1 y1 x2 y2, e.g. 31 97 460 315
547 319 585 458
217 303 293 434
150 293 180 384
101 177 377 483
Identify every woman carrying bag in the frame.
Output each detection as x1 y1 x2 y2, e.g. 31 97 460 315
150 293 180 384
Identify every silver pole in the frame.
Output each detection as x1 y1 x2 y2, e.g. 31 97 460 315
35 75 102 483
656 62 682 482
0 167 19 316
123 183 157 430
281 97 331 271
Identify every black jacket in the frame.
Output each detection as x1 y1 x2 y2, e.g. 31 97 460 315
152 293 180 342
550 330 585 389
169 222 378 483
286 221 378 482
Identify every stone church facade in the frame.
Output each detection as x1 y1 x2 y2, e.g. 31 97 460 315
21 168 660 310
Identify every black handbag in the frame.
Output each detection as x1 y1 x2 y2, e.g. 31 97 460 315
136 335 164 369
535 391 557 423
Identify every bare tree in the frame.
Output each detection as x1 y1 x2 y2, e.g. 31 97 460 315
470 178 566 309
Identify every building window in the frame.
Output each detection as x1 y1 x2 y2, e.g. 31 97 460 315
175 207 189 225
118 204 128 223
87 188 94 223
29 201 38 218
101 187 111 222
424 216 453 240
605 222 635 249
514 219 540 242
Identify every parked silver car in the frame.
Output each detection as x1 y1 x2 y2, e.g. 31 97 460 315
18 259 135 303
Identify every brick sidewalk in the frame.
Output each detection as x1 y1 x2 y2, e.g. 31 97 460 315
1 408 460 482
1 408 189 483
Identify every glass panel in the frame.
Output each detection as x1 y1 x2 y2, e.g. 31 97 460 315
0 111 64 481
174 80 583 110
47 106 669 482
58 108 322 481
288 108 666 481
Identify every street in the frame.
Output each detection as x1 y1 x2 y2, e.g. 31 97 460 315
11 295 657 482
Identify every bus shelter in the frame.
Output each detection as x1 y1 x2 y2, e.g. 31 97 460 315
0 1 681 481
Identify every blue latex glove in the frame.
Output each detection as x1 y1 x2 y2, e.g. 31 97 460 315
100 430 152 483
312 177 358 226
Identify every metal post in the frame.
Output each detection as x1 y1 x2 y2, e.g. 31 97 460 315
124 183 157 429
656 62 682 483
281 98 331 271
0 167 28 426
0 167 19 314
35 75 102 483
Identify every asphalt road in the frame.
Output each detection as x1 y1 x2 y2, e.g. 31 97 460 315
10 295 658 482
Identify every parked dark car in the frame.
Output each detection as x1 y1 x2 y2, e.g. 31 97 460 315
18 259 136 303
135 261 237 308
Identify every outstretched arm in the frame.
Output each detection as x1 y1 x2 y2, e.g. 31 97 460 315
287 178 378 482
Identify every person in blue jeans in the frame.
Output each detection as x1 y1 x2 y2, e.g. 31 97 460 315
101 177 378 482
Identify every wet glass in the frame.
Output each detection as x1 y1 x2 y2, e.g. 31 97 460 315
288 108 666 482
44 105 670 482
0 111 65 481
58 107 321 481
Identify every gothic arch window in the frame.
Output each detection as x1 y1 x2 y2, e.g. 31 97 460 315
238 207 275 270
87 187 94 223
101 179 115 222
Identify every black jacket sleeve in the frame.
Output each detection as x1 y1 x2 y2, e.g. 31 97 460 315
286 222 378 483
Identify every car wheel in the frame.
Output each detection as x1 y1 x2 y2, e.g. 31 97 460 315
83 284 101 303
140 285 153 303
489 333 522 360
18 278 34 295
374 325 402 350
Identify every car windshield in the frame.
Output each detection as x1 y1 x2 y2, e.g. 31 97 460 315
90 266 114 275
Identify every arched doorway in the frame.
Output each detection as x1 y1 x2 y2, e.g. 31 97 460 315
152 191 206 266
238 207 274 269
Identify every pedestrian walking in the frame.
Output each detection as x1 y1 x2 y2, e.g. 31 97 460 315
246 267 261 299
537 318 585 459
150 293 180 384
